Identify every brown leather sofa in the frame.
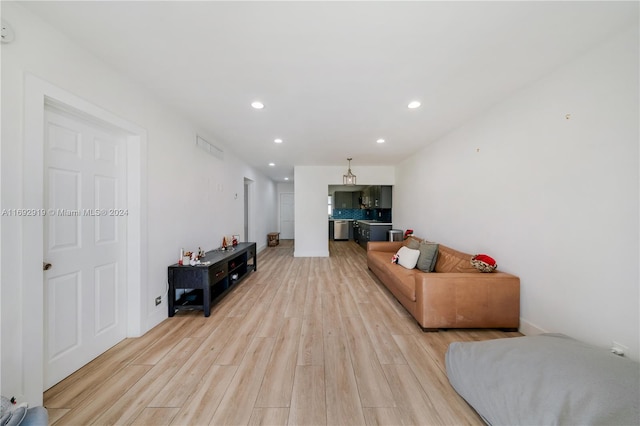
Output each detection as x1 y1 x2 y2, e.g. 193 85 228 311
367 238 520 331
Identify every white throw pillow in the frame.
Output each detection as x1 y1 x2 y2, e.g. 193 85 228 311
396 246 420 269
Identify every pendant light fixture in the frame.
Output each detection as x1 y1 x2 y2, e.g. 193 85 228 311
343 158 357 185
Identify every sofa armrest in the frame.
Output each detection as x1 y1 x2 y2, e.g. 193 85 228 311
367 241 403 253
414 272 520 328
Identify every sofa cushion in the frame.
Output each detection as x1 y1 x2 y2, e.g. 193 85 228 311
396 246 420 269
416 242 439 272
435 245 473 273
406 238 420 250
368 250 417 301
387 264 418 301
403 236 423 248
455 264 481 273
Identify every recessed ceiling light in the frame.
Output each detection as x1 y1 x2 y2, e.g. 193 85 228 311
284 177 289 181
408 101 421 109
251 101 264 109
268 162 275 166
376 139 385 144
274 138 283 144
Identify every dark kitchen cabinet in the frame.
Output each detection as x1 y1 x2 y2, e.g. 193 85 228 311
379 186 392 208
370 224 392 241
370 186 380 207
352 192 361 208
362 186 392 209
362 186 372 208
357 222 368 249
335 191 353 209
371 185 392 208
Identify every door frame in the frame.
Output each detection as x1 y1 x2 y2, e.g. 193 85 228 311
23 74 148 404
244 178 252 243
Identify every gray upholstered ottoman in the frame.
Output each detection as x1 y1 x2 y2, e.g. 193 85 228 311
1 400 48 426
446 333 640 425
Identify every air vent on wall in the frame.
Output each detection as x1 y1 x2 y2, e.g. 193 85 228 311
196 135 224 160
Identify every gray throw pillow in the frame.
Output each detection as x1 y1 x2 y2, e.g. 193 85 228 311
406 238 420 250
416 242 438 272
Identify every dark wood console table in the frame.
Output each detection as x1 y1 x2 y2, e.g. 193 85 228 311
168 242 257 317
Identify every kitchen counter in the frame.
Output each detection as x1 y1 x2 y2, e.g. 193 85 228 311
328 218 355 221
355 220 393 225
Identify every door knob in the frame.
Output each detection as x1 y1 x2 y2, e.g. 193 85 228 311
43 262 52 271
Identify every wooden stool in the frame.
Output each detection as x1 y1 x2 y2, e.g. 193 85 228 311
267 232 280 247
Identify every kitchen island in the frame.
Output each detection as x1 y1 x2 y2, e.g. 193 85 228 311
355 220 392 249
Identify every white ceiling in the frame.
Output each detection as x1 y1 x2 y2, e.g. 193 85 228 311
18 1 637 182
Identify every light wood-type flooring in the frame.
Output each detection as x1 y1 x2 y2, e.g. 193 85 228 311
44 240 521 425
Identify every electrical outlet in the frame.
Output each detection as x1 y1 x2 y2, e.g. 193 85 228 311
155 296 162 306
611 341 628 357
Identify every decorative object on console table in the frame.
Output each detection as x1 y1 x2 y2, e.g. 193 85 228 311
183 251 191 266
167 242 257 317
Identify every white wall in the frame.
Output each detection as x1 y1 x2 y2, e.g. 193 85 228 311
395 25 639 360
294 165 394 257
1 2 277 403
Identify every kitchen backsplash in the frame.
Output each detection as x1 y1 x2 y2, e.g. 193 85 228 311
332 208 392 222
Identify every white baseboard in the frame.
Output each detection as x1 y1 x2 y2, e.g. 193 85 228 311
143 304 170 337
519 317 548 336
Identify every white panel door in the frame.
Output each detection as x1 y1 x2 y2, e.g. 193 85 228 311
280 193 295 239
43 107 127 389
